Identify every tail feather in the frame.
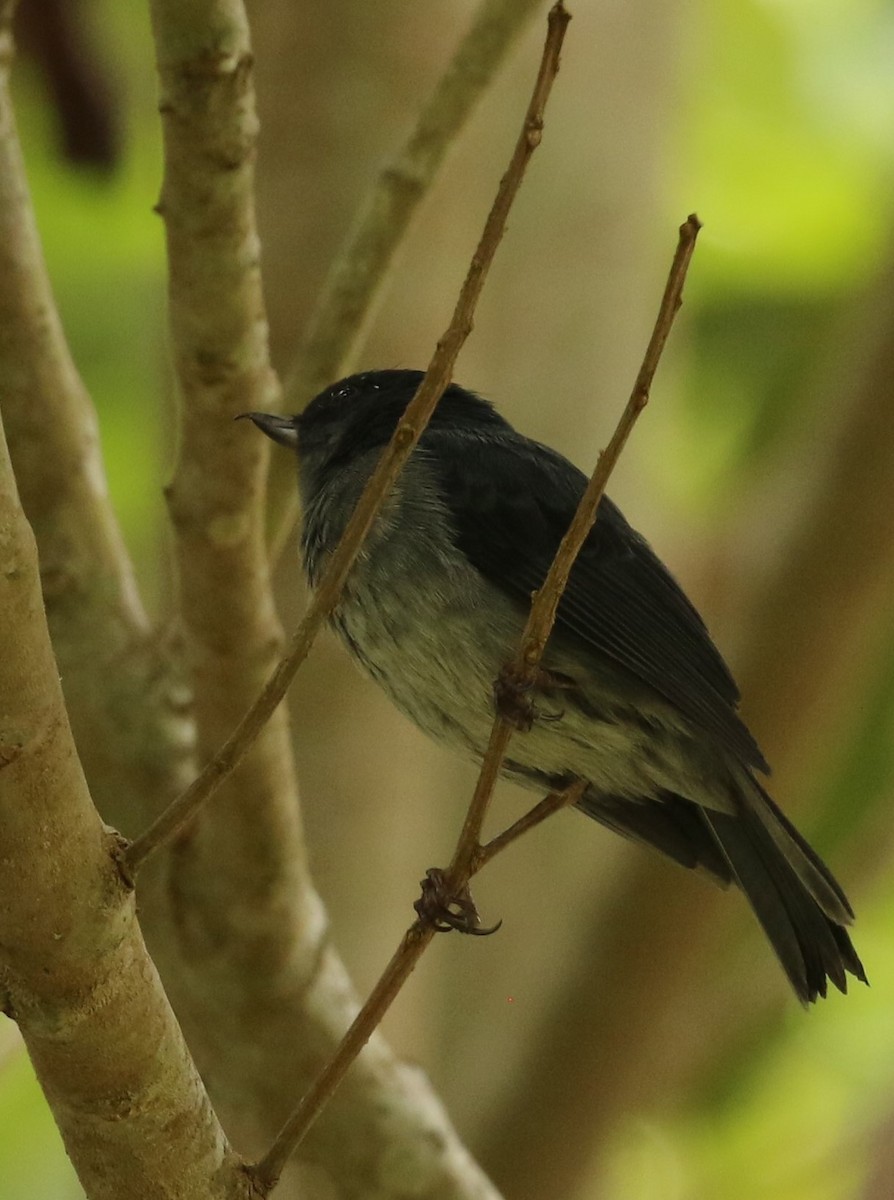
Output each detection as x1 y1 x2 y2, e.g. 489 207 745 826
702 804 865 1003
750 781 854 924
831 921 867 982
578 790 733 882
577 785 866 1003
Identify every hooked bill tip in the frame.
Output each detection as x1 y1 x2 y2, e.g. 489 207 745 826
236 411 299 449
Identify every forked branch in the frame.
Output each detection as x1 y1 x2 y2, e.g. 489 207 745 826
250 214 701 1191
445 212 702 882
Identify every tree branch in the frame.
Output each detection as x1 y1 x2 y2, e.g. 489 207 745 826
0 10 257 1195
144 6 510 1198
445 214 701 878
0 419 251 1199
0 0 183 847
148 0 323 1069
125 0 572 876
250 208 698 1192
268 0 545 560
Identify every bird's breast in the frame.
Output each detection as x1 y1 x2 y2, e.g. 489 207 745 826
305 464 734 810
332 530 511 755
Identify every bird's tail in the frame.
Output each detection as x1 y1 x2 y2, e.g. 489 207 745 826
701 786 866 1004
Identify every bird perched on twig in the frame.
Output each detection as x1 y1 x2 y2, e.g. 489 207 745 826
242 368 865 1004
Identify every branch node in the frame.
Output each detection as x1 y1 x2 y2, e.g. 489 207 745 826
108 827 135 891
0 740 23 770
240 1161 272 1200
525 117 544 148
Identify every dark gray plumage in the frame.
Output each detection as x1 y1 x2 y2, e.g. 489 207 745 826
243 368 865 1003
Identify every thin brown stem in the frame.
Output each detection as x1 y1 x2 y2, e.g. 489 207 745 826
248 783 585 1195
124 1 571 878
249 208 699 1192
518 213 702 668
446 213 702 885
250 921 438 1192
242 7 572 1188
473 779 588 872
446 722 515 875
251 771 584 1194
268 0 545 561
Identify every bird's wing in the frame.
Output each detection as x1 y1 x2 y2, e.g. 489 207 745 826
425 428 768 773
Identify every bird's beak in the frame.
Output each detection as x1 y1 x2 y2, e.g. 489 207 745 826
236 411 299 449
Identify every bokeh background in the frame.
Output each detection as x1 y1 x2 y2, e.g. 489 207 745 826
3 0 894 1197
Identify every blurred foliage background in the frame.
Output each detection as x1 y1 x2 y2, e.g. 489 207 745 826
3 0 894 1197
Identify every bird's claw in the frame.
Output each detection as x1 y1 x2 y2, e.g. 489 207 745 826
494 663 572 730
494 664 538 731
414 868 502 936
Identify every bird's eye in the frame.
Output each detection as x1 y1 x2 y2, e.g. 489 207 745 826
332 383 355 400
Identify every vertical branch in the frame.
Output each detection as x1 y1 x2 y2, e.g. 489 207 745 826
152 0 282 694
147 0 343 1156
126 0 572 876
144 5 506 1197
149 0 316 955
0 0 179 843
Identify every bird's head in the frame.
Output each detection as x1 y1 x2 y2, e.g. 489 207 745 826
239 369 508 496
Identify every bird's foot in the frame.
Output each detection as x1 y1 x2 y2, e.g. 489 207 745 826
414 868 502 936
494 663 573 730
494 663 539 730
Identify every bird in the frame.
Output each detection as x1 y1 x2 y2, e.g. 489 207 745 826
241 368 866 1003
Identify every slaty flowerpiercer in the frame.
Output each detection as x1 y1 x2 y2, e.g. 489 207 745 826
242 369 865 1003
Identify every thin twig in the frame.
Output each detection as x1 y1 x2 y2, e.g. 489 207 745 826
473 779 588 871
250 922 437 1192
268 0 545 562
446 212 702 879
518 215 702 667
239 7 571 1189
249 212 700 1191
282 0 543 407
124 2 572 878
248 781 587 1196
